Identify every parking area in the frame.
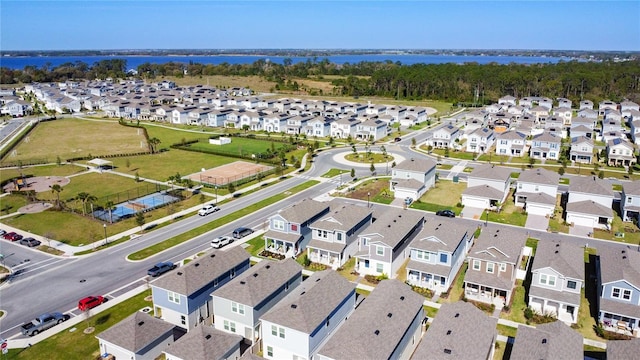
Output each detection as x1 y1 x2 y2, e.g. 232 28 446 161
570 225 593 238
525 214 549 231
460 206 484 220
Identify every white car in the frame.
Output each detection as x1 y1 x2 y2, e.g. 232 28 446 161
211 236 233 248
198 204 219 216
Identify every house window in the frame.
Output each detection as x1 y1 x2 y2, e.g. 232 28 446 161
499 263 506 272
612 287 632 301
273 220 285 231
473 260 480 271
267 346 273 357
337 232 343 241
224 320 236 333
214 278 218 287
168 291 180 304
376 263 384 273
440 253 448 263
376 246 384 256
230 268 236 278
486 262 495 274
518 183 522 190
540 274 556 286
271 325 278 336
567 280 577 289
628 197 633 203
231 302 245 315
279 327 285 339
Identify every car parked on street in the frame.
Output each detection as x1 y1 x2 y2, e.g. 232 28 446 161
147 262 176 277
198 204 220 216
394 137 402 142
232 227 254 239
436 209 456 218
4 232 23 241
21 312 69 336
19 237 41 247
211 236 233 248
78 296 107 311
0 229 6 236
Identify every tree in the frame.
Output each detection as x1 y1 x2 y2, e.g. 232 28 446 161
370 162 376 176
629 165 634 176
411 137 417 148
352 145 357 154
228 182 236 194
558 167 565 176
598 170 605 179
50 184 63 209
104 201 114 223
148 137 161 154
444 147 450 158
242 124 250 133
350 168 356 179
528 157 535 168
135 212 146 229
76 192 97 216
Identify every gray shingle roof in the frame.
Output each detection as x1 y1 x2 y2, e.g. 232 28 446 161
599 297 640 319
409 218 474 254
212 258 301 307
623 180 640 196
510 321 583 360
469 227 526 265
97 312 174 353
568 176 614 197
410 301 497 360
394 158 436 173
163 326 242 360
518 168 559 186
468 164 512 182
529 285 581 306
518 192 556 206
532 241 584 280
497 131 526 140
150 247 250 295
566 200 612 217
260 270 355 334
598 246 640 287
463 185 505 199
607 338 640 359
359 208 424 249
310 201 371 232
317 280 424 360
393 178 426 190
277 198 330 224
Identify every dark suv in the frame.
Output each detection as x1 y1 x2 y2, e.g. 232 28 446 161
232 227 254 239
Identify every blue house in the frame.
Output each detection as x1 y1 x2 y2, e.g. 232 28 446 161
597 247 640 337
150 246 251 330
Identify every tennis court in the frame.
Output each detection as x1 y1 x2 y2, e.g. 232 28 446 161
93 191 180 222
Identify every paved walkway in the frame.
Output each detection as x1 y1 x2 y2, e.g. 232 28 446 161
525 214 549 231
446 160 467 180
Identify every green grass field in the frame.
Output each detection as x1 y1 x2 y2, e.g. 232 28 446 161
0 164 85 184
187 136 290 156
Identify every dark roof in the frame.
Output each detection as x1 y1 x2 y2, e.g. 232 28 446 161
150 247 250 295
260 270 355 333
411 301 497 360
317 280 424 360
163 326 242 360
532 241 584 281
97 312 174 353
510 321 583 360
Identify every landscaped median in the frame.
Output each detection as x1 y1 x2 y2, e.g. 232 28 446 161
127 180 320 261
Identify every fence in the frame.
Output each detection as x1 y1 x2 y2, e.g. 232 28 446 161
94 183 170 207
199 167 278 188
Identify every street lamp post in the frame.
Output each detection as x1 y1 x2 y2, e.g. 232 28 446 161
485 211 489 227
367 192 371 208
215 185 218 206
103 223 108 245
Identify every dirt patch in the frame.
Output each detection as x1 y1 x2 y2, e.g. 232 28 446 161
344 179 388 201
2 176 70 193
186 160 273 186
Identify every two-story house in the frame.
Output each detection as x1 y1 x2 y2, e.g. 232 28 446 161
462 164 512 210
495 130 528 157
570 136 595 164
260 270 357 360
464 228 527 307
150 247 251 330
163 326 243 360
307 116 332 137
263 198 331 257
530 131 561 161
597 247 640 337
579 100 594 110
406 218 475 294
565 176 614 229
211 258 302 344
306 201 373 269
510 321 583 360
354 208 424 278
316 280 425 360
355 118 388 141
330 117 358 139
411 301 497 360
621 181 640 223
528 241 585 324
499 95 517 106
263 113 291 133
389 158 437 201
607 138 636 167
514 168 560 216
599 100 618 117
427 124 461 149
466 127 495 154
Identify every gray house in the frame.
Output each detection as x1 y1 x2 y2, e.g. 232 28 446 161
211 258 303 344
316 280 425 360
411 301 497 360
510 321 583 360
163 326 243 360
150 247 251 330
260 270 357 360
390 157 437 201
621 180 640 223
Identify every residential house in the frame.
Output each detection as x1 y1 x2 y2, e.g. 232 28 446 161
630 119 640 145
462 164 512 210
150 247 251 330
171 107 195 125
579 100 594 110
495 130 528 157
552 107 573 126
260 270 357 360
621 100 640 120
597 247 640 337
411 301 497 360
607 339 640 359
510 321 583 360
354 208 424 278
466 127 495 154
602 118 623 133
1 99 32 117
519 97 534 109
207 109 231 127
163 326 242 360
263 113 291 133
569 136 595 164
599 100 618 117
569 124 593 139
355 118 388 141
485 103 502 114
316 280 425 360
307 201 373 269
607 138 636 167
514 168 559 216
529 105 550 122
572 115 597 134
530 131 561 161
539 97 554 110
307 116 332 137
544 116 565 138
406 218 475 293
577 108 598 120
558 98 573 109
427 124 461 149
406 107 428 123
263 198 331 257
528 241 585 324
621 180 640 222
389 157 437 201
285 114 311 135
212 258 302 344
330 117 358 139
565 176 614 229
464 227 527 306
96 312 177 360
499 95 517 106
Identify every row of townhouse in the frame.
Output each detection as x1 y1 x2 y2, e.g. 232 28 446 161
0 95 33 117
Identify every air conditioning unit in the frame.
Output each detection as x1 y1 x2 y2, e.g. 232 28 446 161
139 307 152 314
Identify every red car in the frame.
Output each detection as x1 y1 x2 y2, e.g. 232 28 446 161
4 232 23 241
78 296 106 311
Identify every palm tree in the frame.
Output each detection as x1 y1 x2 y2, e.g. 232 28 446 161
104 200 115 223
77 192 97 216
50 184 63 209
148 137 161 154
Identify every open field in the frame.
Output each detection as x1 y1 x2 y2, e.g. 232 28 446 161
187 136 290 155
418 180 465 207
36 172 145 204
0 164 85 184
159 75 277 93
1 118 147 164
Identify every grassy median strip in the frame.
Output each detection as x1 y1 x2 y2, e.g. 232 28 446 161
127 180 320 261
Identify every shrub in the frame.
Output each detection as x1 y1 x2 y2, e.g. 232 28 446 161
524 307 534 320
302 254 311 267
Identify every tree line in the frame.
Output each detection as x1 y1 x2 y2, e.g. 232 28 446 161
2 58 639 104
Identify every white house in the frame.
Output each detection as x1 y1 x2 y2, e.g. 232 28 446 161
389 158 437 201
462 164 512 210
565 176 614 229
495 131 528 157
515 168 559 216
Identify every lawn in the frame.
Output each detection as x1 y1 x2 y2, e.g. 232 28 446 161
321 168 350 178
187 136 291 156
336 257 359 282
500 280 528 324
593 208 640 245
36 172 147 206
344 152 395 164
0 194 28 214
439 263 467 303
414 180 465 208
243 235 266 256
6 289 152 360
493 341 508 360
482 190 528 227
2 118 146 164
496 324 518 338
142 123 211 149
342 178 392 205
431 148 476 160
0 163 85 184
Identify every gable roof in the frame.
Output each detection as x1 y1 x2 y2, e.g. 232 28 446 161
518 168 559 186
359 208 424 249
277 198 330 224
317 280 424 360
310 201 371 232
566 200 612 217
497 130 526 141
260 270 355 334
607 339 640 359
598 246 640 287
394 158 436 173
409 218 474 253
469 227 526 265
568 176 614 197
151 247 250 295
97 312 174 354
163 326 242 360
212 258 301 306
532 241 584 280
510 321 583 360
623 180 640 196
411 301 497 360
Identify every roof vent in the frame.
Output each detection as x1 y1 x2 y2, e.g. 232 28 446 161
556 243 560 247
177 272 183 276
300 291 306 296
205 334 212 340
542 339 547 344
400 296 405 301
444 349 452 354
291 304 297 309
266 265 271 269
494 234 498 237
253 273 259 277
446 330 452 335
374 330 380 335
399 215 402 218
387 313 392 318
138 321 145 326
194 263 200 267
210 254 215 258
555 250 559 254
316 278 321 282
454 313 460 318
388 224 391 228
240 281 246 285
622 256 627 259
622 250 626 254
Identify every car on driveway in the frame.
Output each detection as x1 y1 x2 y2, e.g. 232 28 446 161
198 204 220 216
78 296 107 311
147 262 176 277
211 236 233 249
436 209 456 218
19 237 41 247
4 232 23 241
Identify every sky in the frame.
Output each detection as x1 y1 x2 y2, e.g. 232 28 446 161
1 1 639 51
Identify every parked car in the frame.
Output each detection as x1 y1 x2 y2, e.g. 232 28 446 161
404 197 413 206
436 209 456 218
21 312 69 336
0 229 6 236
211 236 233 249
198 204 220 216
394 137 402 142
4 232 23 242
147 262 176 277
232 227 254 239
78 296 107 311
19 237 41 247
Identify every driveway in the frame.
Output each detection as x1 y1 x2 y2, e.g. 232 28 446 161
525 214 549 231
460 207 484 220
570 225 593 238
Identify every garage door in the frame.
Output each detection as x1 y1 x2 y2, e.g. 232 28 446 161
462 196 487 209
395 189 416 200
567 213 595 227
527 203 552 216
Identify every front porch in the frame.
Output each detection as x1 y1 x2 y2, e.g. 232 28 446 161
407 269 447 294
307 248 342 270
263 238 299 258
529 297 578 324
600 312 640 338
464 283 508 308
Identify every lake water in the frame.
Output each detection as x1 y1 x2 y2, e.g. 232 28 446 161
0 54 576 70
